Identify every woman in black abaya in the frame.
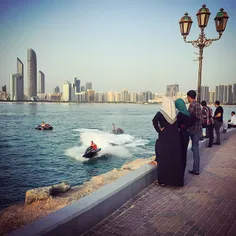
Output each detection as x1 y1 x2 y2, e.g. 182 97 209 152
152 97 184 187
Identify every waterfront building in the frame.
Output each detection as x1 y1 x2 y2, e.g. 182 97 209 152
74 77 80 93
215 85 224 102
201 86 209 102
53 86 60 93
137 92 145 103
17 57 24 96
9 73 24 101
107 91 115 102
233 83 236 104
95 92 104 102
166 84 179 97
223 84 233 104
114 92 121 102
86 82 92 91
2 85 7 92
63 81 71 102
87 89 95 102
144 91 152 103
129 91 137 103
81 85 86 92
209 91 215 104
38 71 45 93
27 49 37 98
121 89 129 102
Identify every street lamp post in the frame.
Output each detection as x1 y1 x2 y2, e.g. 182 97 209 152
179 5 229 103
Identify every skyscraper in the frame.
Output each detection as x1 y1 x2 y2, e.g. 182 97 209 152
74 77 81 93
81 85 86 92
9 74 24 100
17 57 24 95
27 49 37 98
38 71 45 93
63 81 71 101
166 84 179 97
216 85 224 102
201 86 209 102
223 84 232 104
86 82 92 91
209 91 215 104
233 84 236 104
2 85 6 92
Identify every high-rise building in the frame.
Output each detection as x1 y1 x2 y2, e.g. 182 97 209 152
87 89 95 102
63 81 71 101
129 92 137 103
85 82 92 91
166 84 179 97
144 91 152 102
27 49 37 98
209 91 215 104
9 73 24 101
232 84 236 104
114 92 120 102
81 85 86 92
223 84 233 104
54 86 60 93
121 89 129 102
201 86 209 102
17 57 24 95
215 85 224 102
95 92 104 102
71 83 76 102
38 71 45 93
74 77 81 93
2 85 6 92
107 91 115 102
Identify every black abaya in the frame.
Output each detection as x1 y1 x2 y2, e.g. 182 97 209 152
176 112 191 172
152 112 184 186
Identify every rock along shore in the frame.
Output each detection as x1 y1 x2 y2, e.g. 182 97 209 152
0 156 155 235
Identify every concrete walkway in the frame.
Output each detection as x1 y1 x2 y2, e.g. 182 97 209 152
83 133 236 236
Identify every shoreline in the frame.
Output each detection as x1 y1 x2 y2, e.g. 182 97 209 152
0 156 155 235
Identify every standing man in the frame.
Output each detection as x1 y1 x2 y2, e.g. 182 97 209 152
213 101 224 145
201 100 214 148
187 90 202 175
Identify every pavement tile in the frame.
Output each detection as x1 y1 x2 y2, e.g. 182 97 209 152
82 133 236 236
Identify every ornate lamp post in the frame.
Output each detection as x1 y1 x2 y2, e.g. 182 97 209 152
179 5 229 102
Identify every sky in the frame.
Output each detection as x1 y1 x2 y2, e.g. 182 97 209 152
0 0 235 94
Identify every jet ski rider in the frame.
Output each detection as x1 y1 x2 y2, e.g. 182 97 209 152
91 141 98 150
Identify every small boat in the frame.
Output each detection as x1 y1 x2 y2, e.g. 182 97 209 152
112 123 124 134
35 124 53 130
83 146 101 158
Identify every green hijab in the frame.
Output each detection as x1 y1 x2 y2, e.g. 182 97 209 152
175 98 190 116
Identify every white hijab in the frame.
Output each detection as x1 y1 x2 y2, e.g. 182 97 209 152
160 97 177 124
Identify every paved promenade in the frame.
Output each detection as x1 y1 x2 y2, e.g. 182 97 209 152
83 133 236 236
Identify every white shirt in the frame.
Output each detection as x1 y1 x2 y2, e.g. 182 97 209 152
229 115 236 125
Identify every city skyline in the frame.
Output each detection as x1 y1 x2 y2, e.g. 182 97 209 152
0 0 236 93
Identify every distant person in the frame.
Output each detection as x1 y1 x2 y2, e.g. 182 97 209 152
151 97 184 187
175 98 191 172
90 141 98 150
213 101 224 145
187 90 202 175
41 121 46 127
201 101 214 148
228 111 236 128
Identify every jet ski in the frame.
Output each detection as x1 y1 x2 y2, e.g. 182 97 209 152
35 124 53 130
112 123 124 134
83 146 101 158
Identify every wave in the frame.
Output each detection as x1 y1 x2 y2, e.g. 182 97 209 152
65 128 149 162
